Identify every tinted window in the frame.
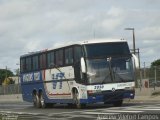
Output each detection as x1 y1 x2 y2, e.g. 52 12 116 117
55 49 64 66
20 58 25 73
74 46 82 63
47 51 54 68
40 54 46 69
65 47 73 65
84 42 130 58
32 55 39 70
26 57 32 71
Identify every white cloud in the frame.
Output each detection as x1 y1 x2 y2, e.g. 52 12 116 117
138 27 160 40
101 18 124 31
107 7 124 17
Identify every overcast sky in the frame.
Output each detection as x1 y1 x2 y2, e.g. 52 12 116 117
0 0 160 72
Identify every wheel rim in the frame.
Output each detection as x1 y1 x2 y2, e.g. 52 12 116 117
33 93 40 108
40 94 45 108
75 92 79 104
74 90 81 108
33 95 37 106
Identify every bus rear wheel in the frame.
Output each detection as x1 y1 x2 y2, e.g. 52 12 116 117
39 92 53 108
33 93 41 108
39 92 48 108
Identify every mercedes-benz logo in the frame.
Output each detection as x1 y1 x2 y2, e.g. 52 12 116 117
112 88 116 92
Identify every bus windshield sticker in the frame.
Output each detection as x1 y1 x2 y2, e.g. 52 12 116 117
34 72 41 81
23 73 33 82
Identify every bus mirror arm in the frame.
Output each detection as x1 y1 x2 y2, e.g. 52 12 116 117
81 57 86 73
132 54 139 69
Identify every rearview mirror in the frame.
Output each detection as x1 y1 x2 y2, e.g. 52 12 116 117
132 54 139 69
81 57 86 73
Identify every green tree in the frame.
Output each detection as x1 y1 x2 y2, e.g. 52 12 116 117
0 69 14 85
14 68 20 76
151 59 160 67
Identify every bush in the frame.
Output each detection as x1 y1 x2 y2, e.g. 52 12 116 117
151 91 160 96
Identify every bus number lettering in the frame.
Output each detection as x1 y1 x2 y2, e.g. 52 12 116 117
94 85 104 90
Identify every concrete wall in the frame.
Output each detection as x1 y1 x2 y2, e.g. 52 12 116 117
135 87 160 96
0 94 23 102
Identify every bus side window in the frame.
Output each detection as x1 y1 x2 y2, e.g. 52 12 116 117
26 57 32 72
32 55 39 71
74 46 82 63
55 49 64 67
40 53 46 69
65 47 73 65
20 58 26 73
47 51 54 68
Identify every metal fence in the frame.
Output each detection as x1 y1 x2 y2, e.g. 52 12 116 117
136 65 160 88
0 84 21 95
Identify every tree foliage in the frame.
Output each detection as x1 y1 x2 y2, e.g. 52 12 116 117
0 69 14 85
2 77 14 85
151 59 160 67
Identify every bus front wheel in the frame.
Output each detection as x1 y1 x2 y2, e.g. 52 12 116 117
73 89 86 109
113 100 123 107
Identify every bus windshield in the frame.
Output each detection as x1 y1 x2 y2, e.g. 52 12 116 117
86 57 134 84
83 42 134 84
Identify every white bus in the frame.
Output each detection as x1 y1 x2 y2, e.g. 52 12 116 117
20 39 138 108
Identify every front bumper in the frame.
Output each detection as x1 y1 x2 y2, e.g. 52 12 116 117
80 89 135 104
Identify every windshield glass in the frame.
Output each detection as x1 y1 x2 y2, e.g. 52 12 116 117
86 57 134 84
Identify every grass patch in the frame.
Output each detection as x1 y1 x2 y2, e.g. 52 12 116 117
152 91 160 96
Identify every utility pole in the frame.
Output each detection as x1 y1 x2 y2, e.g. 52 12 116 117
143 62 146 78
5 66 7 79
137 48 142 90
154 66 157 90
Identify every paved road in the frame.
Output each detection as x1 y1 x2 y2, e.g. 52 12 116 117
0 102 160 120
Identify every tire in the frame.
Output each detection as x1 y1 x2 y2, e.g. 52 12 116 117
104 101 109 104
68 103 75 108
33 93 41 108
113 100 123 107
73 89 86 109
39 92 53 108
39 92 49 108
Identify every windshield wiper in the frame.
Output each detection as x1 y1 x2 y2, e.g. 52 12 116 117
107 57 114 82
113 70 125 82
101 57 114 84
101 73 111 84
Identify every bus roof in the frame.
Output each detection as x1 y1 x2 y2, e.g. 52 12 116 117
51 39 127 49
81 39 126 45
20 39 127 58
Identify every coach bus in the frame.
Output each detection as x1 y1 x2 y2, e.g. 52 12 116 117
20 39 139 108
